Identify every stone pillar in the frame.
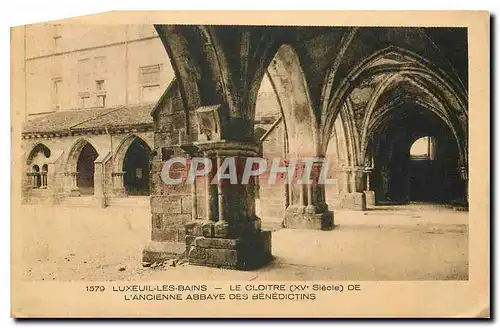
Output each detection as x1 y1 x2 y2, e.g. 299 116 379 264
340 166 367 211
205 157 216 221
46 163 59 204
112 172 126 197
460 165 469 206
67 172 80 197
284 158 334 230
93 162 107 208
364 168 376 206
185 140 272 270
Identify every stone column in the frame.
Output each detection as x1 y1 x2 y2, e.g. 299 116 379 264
184 140 271 270
364 168 376 206
67 172 80 197
460 165 469 206
203 156 216 221
112 172 126 197
93 162 107 208
340 166 367 211
284 158 334 230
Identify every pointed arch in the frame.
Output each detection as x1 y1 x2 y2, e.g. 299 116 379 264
265 44 320 157
66 138 98 173
321 46 468 165
113 134 152 173
26 143 51 165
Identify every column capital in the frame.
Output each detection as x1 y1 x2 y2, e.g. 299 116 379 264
459 165 468 180
193 139 259 157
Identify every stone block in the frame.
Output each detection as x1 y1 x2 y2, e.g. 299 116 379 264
194 237 239 249
150 196 163 214
181 196 193 214
214 221 229 238
206 248 238 267
187 246 207 265
188 246 206 260
339 192 367 211
152 214 162 229
142 240 186 264
201 221 215 238
284 209 334 230
364 190 376 206
163 197 182 214
185 235 196 247
185 221 198 235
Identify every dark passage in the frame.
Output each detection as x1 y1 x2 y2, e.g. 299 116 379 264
123 137 151 196
76 143 99 195
370 104 466 205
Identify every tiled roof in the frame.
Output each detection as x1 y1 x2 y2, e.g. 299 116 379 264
22 103 155 135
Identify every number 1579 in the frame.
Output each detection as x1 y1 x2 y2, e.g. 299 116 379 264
86 285 105 292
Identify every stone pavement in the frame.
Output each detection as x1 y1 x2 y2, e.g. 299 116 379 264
14 203 468 281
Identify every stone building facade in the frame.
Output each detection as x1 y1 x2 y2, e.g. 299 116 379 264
21 25 172 205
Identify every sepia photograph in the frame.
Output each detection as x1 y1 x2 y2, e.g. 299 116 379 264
10 10 489 318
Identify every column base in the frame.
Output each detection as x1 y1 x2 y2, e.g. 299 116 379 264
69 189 81 197
187 231 272 270
94 196 107 208
364 190 376 206
142 240 187 264
339 192 367 211
113 188 127 197
284 205 334 230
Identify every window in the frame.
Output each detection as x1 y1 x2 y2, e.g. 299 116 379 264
31 165 41 189
52 78 62 110
41 164 48 188
95 80 105 91
96 94 106 108
410 136 436 160
80 94 90 109
141 85 161 102
139 64 162 102
140 64 161 85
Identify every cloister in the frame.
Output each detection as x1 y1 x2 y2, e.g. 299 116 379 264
21 26 468 271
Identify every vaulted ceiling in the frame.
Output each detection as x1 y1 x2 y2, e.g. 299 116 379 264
154 25 468 162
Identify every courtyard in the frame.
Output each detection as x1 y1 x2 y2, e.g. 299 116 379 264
13 202 468 281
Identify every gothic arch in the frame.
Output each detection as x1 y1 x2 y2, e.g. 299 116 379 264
113 134 153 173
26 143 51 165
66 138 97 173
322 46 468 166
265 44 320 157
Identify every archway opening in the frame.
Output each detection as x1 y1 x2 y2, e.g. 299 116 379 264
76 143 99 195
26 143 51 190
123 137 151 196
254 73 286 224
370 104 465 205
32 165 41 189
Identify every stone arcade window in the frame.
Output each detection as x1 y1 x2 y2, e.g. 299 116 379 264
31 165 41 189
41 164 48 188
139 64 162 102
410 136 436 161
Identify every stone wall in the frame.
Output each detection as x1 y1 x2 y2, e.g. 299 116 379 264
150 81 199 243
